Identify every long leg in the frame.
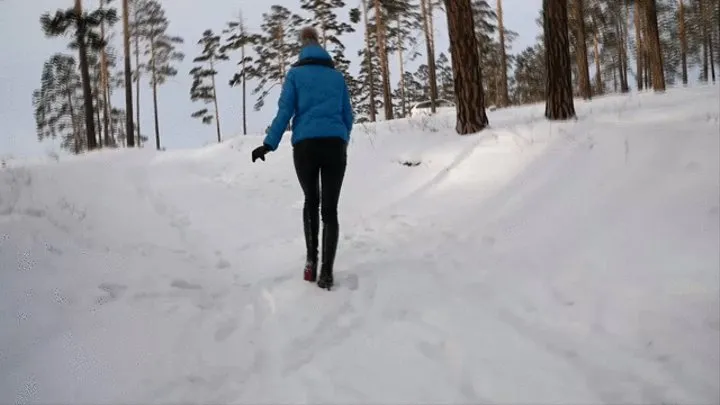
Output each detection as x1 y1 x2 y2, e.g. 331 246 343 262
293 146 321 264
319 143 347 277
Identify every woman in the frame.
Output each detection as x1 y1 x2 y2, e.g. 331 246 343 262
251 27 354 290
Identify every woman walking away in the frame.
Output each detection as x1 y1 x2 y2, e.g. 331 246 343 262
251 27 354 290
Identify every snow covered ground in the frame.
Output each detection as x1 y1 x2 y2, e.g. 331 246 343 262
1 84 719 404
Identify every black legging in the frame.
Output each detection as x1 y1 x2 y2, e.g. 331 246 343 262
293 137 347 273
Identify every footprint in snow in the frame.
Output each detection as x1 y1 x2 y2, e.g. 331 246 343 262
171 279 203 290
215 258 231 269
96 282 128 305
214 318 238 342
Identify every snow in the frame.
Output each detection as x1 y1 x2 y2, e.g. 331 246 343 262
1 84 719 404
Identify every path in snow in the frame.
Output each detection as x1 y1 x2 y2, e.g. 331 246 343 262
0 85 718 404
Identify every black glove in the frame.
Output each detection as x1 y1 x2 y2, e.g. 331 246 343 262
251 144 271 162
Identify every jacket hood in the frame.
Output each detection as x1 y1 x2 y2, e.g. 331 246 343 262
298 44 332 61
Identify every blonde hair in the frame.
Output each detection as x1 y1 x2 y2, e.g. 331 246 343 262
300 26 320 46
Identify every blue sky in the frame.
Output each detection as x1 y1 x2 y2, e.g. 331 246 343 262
0 0 542 158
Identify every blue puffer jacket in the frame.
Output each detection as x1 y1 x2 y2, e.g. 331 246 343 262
263 44 354 151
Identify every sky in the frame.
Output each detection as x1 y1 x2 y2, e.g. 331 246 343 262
0 0 542 159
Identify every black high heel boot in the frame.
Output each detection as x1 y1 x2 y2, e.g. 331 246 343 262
317 222 338 290
302 204 319 282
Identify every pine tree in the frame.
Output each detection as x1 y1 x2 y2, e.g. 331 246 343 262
421 0 439 113
122 0 135 146
496 0 510 106
570 0 591 99
130 0 146 146
471 0 518 107
190 29 228 143
543 0 576 120
353 47 384 120
384 0 422 117
436 52 455 101
33 54 85 153
444 0 489 134
372 0 394 120
136 0 183 150
511 43 546 104
249 5 304 111
221 10 259 136
641 0 666 91
350 3 378 121
99 0 115 147
40 0 118 151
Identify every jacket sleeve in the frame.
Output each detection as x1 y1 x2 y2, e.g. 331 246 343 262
342 81 354 137
263 72 296 151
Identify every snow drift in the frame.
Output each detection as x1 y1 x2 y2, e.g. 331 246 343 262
1 84 719 404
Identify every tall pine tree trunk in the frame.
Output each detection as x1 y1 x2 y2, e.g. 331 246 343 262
397 16 407 117
374 0 393 120
362 0 377 121
679 0 688 85
134 18 142 147
497 0 510 106
67 90 80 154
573 0 591 99
706 0 716 82
123 0 135 147
242 42 248 135
594 32 603 94
616 21 629 93
620 5 630 92
642 0 665 92
94 79 102 146
699 0 709 81
421 0 438 113
635 1 644 90
210 59 222 143
443 0 488 134
150 41 161 151
75 0 98 150
543 0 576 120
100 0 111 147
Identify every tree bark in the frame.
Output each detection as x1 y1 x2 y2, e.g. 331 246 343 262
634 1 644 90
573 0 591 99
134 11 142 147
240 40 247 135
210 59 222 143
75 0 98 150
594 31 603 94
616 20 629 93
620 4 630 92
100 0 111 147
123 0 135 147
150 41 160 150
679 0 688 85
699 0 709 81
374 0 393 120
641 0 665 92
443 0 489 134
497 0 510 106
422 0 438 113
706 0 716 82
543 0 576 120
362 0 377 121
94 82 102 146
397 16 407 117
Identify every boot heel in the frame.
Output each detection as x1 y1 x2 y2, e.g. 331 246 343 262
303 262 317 282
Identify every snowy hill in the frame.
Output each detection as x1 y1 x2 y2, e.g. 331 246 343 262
1 85 719 404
